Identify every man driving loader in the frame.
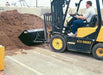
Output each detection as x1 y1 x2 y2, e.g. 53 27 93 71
68 1 95 37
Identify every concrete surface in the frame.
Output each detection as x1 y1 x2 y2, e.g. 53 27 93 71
3 47 103 75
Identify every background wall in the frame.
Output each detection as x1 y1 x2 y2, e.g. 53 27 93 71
0 7 103 19
0 0 102 8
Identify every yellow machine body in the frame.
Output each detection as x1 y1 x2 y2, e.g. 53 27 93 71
0 46 5 71
77 26 103 42
96 27 103 42
77 27 97 38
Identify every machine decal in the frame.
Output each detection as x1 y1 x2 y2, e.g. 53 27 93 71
67 42 76 45
77 40 91 44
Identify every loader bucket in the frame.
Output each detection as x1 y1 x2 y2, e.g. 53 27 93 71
18 28 45 45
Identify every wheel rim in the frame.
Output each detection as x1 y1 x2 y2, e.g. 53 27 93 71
96 48 103 57
52 38 63 50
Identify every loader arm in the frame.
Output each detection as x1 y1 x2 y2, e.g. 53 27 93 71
51 0 71 33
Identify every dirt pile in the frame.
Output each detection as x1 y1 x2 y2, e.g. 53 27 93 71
0 10 44 50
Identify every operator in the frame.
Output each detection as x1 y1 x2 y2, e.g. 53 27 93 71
68 1 95 37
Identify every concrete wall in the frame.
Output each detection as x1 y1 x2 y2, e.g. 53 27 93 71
0 7 51 19
0 7 41 17
0 7 103 19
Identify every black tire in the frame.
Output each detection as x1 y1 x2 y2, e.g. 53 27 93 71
50 34 66 53
92 43 103 60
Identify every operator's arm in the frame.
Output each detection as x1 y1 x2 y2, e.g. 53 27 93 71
75 8 90 20
75 15 86 20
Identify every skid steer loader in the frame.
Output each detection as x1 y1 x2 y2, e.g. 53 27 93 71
19 0 103 60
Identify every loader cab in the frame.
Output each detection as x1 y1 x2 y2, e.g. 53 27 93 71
50 0 98 34
71 1 98 27
66 0 98 32
50 0 103 60
74 0 98 27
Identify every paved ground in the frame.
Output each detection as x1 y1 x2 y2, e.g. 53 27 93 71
3 47 103 75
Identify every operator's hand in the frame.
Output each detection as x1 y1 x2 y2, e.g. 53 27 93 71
75 15 80 19
0 72 3 75
75 15 86 20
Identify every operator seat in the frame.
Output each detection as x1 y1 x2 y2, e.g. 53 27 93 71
84 15 97 27
77 15 98 38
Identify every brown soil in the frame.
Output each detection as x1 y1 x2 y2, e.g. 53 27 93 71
0 10 44 53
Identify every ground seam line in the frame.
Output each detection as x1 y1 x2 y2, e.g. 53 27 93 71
6 56 43 75
35 47 78 61
33 51 72 65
